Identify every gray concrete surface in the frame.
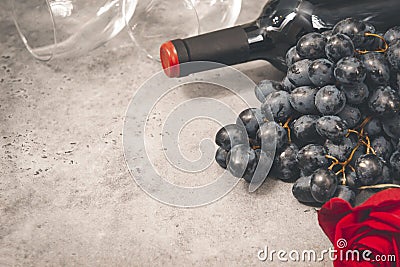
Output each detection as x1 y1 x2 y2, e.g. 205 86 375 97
0 1 333 266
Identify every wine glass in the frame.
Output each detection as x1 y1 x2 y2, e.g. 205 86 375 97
11 0 241 61
11 0 138 60
192 0 242 33
125 0 242 60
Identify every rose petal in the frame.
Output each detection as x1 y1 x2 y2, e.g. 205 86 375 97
361 189 400 208
352 234 398 267
338 216 400 237
319 189 400 267
368 212 400 232
354 233 393 254
318 198 353 242
334 234 395 267
354 201 400 218
392 235 400 265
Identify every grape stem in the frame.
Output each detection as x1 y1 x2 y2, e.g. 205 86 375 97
357 116 372 129
355 33 389 54
325 142 361 185
282 117 292 144
359 184 400 190
348 164 356 173
325 116 375 186
361 136 376 155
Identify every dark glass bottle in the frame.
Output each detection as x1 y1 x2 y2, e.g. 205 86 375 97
160 0 400 77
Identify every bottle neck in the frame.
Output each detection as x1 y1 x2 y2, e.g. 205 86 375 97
160 0 317 77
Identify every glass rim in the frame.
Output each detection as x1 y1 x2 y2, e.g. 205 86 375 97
11 0 57 61
122 0 200 61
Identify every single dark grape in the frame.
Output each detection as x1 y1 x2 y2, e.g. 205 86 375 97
297 144 329 176
316 116 348 143
360 52 391 85
275 143 300 182
349 143 366 167
310 169 338 203
334 57 366 85
359 23 378 49
340 83 369 105
282 76 296 92
308 59 335 87
250 149 274 184
226 144 257 179
355 154 384 186
390 150 400 176
243 161 259 183
386 40 400 70
363 31 385 51
356 102 371 116
261 91 294 122
287 59 313 87
254 80 282 103
383 114 400 139
215 147 228 169
296 33 327 60
364 117 383 137
289 86 318 115
236 108 264 140
371 136 394 161
334 185 356 206
325 34 355 62
215 124 248 151
384 26 400 45
256 121 286 151
337 105 361 128
292 175 316 203
346 169 362 189
292 115 321 145
332 18 370 47
285 46 302 67
368 86 400 116
325 137 354 162
315 85 346 115
378 164 393 185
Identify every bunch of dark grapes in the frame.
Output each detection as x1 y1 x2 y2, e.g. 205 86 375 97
215 18 400 206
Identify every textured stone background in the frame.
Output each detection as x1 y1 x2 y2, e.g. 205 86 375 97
0 1 332 266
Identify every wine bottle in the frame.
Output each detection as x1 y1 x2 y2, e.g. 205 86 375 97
160 0 400 77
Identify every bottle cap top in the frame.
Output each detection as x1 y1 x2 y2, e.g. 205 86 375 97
160 41 180 78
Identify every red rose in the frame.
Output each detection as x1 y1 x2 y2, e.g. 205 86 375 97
318 189 400 267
